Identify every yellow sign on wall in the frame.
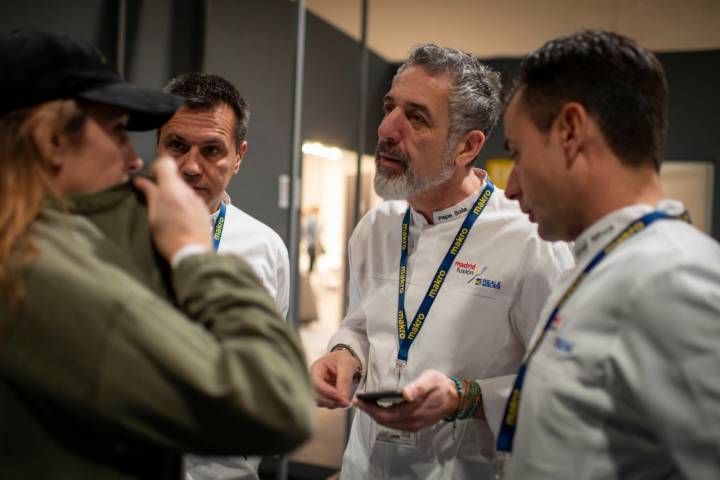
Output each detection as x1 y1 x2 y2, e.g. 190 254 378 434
486 158 515 190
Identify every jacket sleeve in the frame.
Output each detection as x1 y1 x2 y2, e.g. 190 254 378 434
619 261 720 478
1 251 315 456
100 252 315 454
275 240 291 320
326 234 370 376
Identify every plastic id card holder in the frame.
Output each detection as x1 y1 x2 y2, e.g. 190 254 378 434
374 379 416 447
491 452 511 480
376 427 417 447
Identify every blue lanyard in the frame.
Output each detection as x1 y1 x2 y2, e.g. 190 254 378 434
212 202 227 251
396 180 495 365
496 209 691 453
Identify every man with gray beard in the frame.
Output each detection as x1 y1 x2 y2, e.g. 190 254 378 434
310 44 573 479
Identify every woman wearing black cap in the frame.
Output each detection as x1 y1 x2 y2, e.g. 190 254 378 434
0 30 314 479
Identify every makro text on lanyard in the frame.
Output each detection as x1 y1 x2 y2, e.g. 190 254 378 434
396 180 495 375
212 202 227 251
495 209 691 455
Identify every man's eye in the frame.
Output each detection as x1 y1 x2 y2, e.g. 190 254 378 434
168 140 186 152
383 104 393 115
410 114 426 125
202 146 221 156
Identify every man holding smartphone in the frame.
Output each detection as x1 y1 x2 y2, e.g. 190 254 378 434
310 43 573 479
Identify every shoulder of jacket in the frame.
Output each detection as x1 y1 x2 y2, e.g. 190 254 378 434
228 203 285 240
351 200 406 240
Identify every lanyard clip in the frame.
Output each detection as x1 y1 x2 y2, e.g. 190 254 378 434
395 359 406 386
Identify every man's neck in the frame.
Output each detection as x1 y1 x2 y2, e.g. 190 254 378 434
576 164 664 238
209 200 222 216
408 169 483 223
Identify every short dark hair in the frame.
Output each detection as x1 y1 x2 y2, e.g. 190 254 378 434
164 72 249 147
398 44 502 151
509 30 668 170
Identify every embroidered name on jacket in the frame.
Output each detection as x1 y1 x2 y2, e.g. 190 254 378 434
437 207 468 222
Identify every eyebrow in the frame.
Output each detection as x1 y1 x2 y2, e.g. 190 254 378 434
407 101 433 121
165 133 227 147
384 94 434 123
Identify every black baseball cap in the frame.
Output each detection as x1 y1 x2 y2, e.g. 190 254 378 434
0 29 183 131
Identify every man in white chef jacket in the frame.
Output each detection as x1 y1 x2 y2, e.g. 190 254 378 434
310 43 573 479
158 72 290 480
498 29 720 479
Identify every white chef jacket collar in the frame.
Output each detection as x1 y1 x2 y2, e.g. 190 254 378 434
409 169 489 226
572 199 686 263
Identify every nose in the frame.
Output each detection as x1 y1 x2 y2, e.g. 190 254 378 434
123 143 142 173
178 148 202 179
377 107 404 144
127 155 143 173
504 163 521 201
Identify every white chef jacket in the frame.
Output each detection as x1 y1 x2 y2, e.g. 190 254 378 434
507 200 720 479
331 172 574 479
186 200 291 480
216 201 290 318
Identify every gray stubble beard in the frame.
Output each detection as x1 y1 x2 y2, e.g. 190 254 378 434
373 142 455 200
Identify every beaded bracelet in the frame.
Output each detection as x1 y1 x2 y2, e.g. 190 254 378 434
459 380 482 419
443 375 464 422
443 375 464 439
443 375 483 440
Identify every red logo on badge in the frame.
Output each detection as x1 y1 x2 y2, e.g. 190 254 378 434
454 261 476 275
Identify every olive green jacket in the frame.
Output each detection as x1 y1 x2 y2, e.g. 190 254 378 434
0 184 314 479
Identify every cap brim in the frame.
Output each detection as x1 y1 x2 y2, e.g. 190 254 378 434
77 82 184 131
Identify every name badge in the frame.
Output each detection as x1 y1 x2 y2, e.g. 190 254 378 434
374 380 416 446
491 452 510 480
376 427 417 447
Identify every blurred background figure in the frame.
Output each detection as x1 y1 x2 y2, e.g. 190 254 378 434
304 204 323 273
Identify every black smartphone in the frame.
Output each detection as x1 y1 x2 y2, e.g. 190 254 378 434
356 389 405 405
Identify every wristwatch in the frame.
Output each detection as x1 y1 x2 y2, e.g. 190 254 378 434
331 343 363 384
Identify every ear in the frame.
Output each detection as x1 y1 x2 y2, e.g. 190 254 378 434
32 118 72 171
554 102 587 168
453 130 486 169
233 140 248 174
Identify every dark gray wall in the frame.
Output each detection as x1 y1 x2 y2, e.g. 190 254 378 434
123 0 174 166
204 0 296 241
303 12 362 151
0 0 118 61
302 12 394 155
